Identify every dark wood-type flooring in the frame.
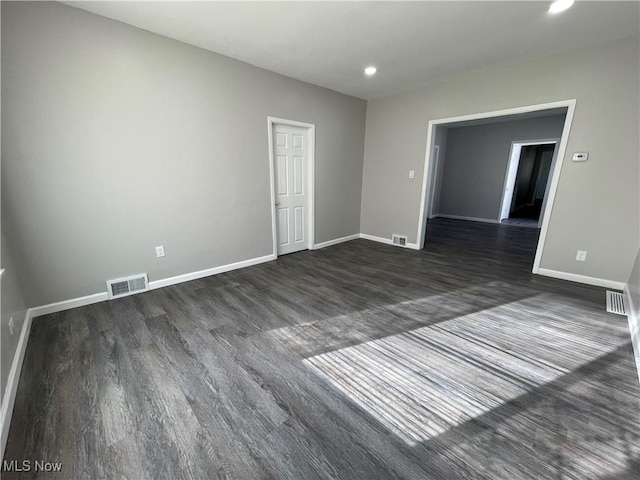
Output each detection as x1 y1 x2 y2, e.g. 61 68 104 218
4 218 639 479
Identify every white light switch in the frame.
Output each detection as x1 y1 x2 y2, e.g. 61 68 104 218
155 245 165 258
409 170 415 179
572 152 589 162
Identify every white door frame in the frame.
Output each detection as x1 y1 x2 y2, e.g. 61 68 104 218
499 138 559 222
267 116 315 257
417 99 576 274
427 144 440 218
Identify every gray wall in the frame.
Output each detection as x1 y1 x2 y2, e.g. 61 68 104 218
361 35 640 284
2 2 367 306
1 235 28 404
629 250 640 321
628 249 640 380
436 115 565 221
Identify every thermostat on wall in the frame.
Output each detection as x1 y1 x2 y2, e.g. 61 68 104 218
572 152 589 162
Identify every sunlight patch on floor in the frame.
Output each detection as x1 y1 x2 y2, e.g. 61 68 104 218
303 294 629 446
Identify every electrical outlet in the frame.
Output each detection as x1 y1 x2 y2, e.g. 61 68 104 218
576 250 587 262
9 316 14 335
155 245 165 258
409 170 415 179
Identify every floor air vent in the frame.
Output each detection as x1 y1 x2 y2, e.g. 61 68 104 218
606 290 626 316
392 234 407 247
107 274 149 299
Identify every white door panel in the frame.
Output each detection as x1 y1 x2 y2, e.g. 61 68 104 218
293 156 304 195
276 155 288 196
294 206 304 242
278 208 290 246
273 125 309 255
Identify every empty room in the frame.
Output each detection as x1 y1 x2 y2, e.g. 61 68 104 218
1 1 639 479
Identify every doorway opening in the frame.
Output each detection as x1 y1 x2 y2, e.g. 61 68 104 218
500 140 558 228
417 100 576 274
267 117 315 257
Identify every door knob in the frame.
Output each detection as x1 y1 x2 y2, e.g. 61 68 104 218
275 201 280 206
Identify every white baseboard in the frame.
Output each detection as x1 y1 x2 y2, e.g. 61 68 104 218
431 213 500 224
1 309 33 461
360 233 419 250
30 292 109 318
536 268 626 291
29 254 278 320
149 253 276 290
623 284 640 385
314 234 360 249
360 233 394 246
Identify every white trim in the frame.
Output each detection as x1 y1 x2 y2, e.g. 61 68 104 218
148 254 276 290
267 116 316 257
419 123 437 231
314 234 360 249
0 269 5 279
29 254 277 318
416 99 577 276
30 292 109 318
267 119 278 257
499 138 559 222
361 233 394 246
360 233 419 250
536 268 626 290
431 213 500 225
427 145 440 218
1 309 33 461
419 100 575 128
531 103 576 273
623 284 640 384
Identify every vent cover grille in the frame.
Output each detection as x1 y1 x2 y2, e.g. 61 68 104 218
606 290 626 316
392 234 407 247
106 274 149 299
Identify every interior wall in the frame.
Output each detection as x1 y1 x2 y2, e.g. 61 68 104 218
435 115 565 221
0 235 28 402
629 250 640 318
361 35 640 284
627 249 640 380
1 1 367 307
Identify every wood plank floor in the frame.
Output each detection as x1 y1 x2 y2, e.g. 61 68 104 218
3 218 639 479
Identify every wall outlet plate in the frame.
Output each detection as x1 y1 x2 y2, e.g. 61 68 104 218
155 245 165 258
576 250 587 262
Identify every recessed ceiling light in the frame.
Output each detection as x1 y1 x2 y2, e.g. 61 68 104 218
549 0 574 14
364 66 377 76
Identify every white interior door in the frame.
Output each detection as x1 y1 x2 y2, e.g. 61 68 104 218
273 124 309 255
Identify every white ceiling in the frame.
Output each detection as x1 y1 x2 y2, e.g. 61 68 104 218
65 1 640 100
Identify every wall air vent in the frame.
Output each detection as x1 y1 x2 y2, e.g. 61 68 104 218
605 290 626 316
392 234 408 247
106 274 149 299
